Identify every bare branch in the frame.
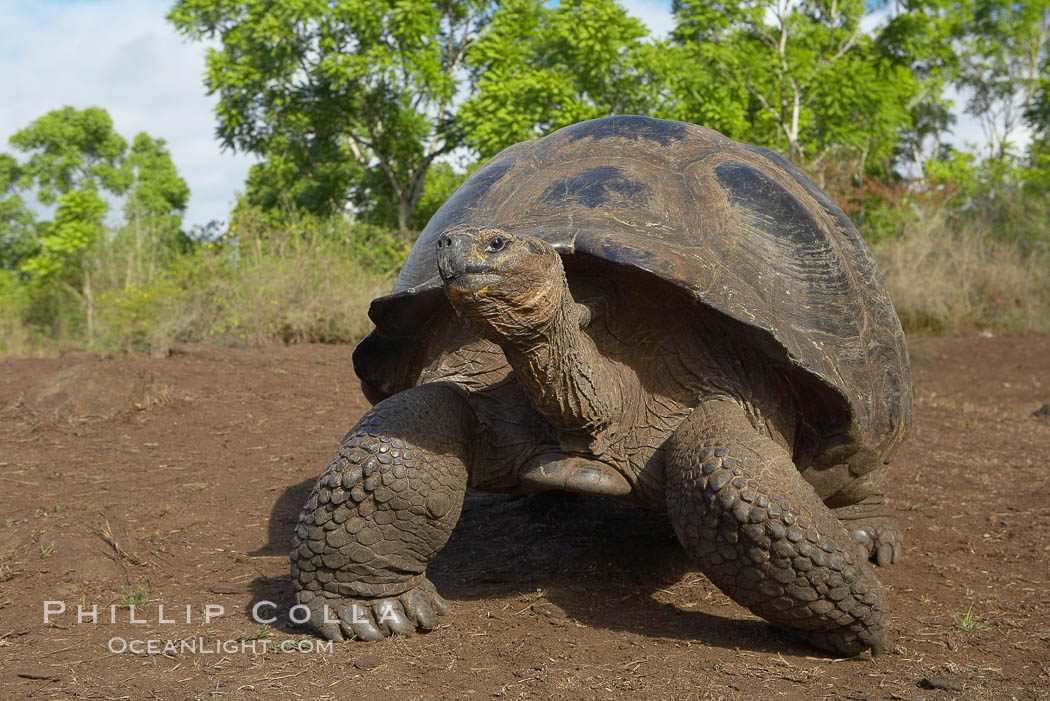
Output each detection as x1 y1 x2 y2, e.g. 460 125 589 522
344 134 369 167
424 6 478 160
743 77 785 127
831 22 862 62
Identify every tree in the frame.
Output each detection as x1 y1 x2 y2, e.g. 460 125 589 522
1026 64 1050 193
240 134 364 218
671 0 918 180
924 1 1050 236
3 106 189 336
459 0 674 158
8 106 129 335
120 132 193 285
10 106 128 204
874 0 970 184
124 133 191 232
168 0 493 233
959 0 1049 163
0 153 34 270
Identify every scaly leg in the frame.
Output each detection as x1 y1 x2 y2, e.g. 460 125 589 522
291 383 473 641
665 399 890 656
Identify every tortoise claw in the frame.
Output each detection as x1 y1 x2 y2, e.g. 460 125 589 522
299 582 450 642
849 518 903 567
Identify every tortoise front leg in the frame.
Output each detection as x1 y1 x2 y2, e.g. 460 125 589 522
291 383 473 641
664 399 890 656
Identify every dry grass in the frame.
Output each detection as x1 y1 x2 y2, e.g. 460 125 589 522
874 216 1050 334
0 307 36 356
0 214 399 357
86 214 401 355
3 207 1048 357
0 279 47 356
156 242 390 349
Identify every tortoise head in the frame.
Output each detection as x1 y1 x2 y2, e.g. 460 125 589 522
436 227 567 342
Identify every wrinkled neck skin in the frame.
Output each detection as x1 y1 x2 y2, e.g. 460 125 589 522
450 260 631 457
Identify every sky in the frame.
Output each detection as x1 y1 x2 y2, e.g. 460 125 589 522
1 0 256 230
1 0 997 231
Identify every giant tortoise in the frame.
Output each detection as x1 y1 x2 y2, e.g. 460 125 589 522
290 115 912 656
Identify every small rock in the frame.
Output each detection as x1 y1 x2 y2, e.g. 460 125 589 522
918 675 963 691
1032 403 1050 419
353 655 383 671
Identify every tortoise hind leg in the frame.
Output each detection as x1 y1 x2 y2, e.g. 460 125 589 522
664 399 890 656
291 383 474 641
833 495 903 567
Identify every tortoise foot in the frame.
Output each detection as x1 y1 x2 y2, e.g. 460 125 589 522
291 385 473 643
833 497 902 567
297 579 450 642
846 517 902 567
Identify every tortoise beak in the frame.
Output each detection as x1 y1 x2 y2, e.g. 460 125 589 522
436 229 508 294
436 231 482 282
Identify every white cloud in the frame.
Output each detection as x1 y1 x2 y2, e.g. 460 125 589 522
620 0 674 39
0 0 256 229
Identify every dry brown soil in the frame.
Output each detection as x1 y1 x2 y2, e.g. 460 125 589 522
0 335 1048 700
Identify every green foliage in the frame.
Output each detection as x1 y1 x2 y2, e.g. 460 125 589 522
412 162 476 230
875 1 969 176
19 188 108 281
0 269 34 355
5 1 1050 354
9 106 128 202
955 604 992 631
361 160 477 231
134 211 397 350
1021 10 1050 193
168 0 493 232
0 153 34 271
240 135 362 218
2 208 400 356
461 0 673 158
228 206 411 276
960 0 1049 160
672 0 918 176
120 586 150 607
4 107 190 271
1025 136 1050 193
6 107 129 293
125 133 191 234
1 106 190 343
944 1 1050 213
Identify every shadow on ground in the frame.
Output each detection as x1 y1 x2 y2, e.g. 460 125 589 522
248 484 810 655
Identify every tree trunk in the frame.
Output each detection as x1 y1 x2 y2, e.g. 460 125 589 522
83 260 94 342
396 167 430 235
397 196 412 236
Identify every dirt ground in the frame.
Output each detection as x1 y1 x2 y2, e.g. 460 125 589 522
0 334 1047 700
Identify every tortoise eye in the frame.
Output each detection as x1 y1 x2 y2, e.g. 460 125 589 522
485 236 506 252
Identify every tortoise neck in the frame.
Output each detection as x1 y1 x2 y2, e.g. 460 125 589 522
500 284 629 456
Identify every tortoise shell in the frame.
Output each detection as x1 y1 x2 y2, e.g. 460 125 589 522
353 116 912 479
